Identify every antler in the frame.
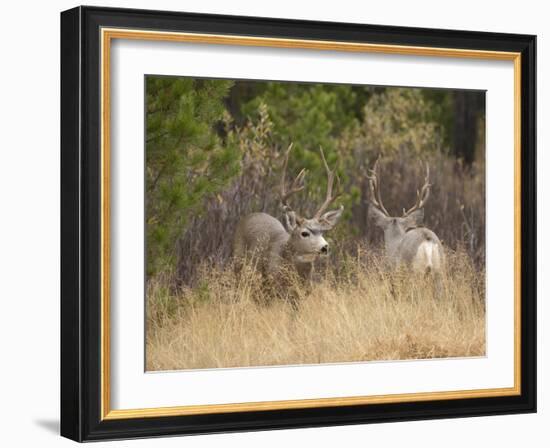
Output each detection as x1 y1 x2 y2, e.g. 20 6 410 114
280 143 307 210
313 147 343 219
366 157 390 217
402 163 431 217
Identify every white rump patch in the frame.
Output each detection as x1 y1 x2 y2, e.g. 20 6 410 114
413 241 442 273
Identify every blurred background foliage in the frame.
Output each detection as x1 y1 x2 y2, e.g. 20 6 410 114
145 76 485 283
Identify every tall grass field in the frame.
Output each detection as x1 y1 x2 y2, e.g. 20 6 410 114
146 248 485 371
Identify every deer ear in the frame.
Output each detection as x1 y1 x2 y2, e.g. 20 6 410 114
283 210 299 231
368 205 391 228
319 206 344 230
403 208 424 227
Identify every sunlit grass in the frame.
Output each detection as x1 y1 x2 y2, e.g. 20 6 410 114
146 248 485 371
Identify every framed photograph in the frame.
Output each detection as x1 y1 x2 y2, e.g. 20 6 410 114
60 6 536 442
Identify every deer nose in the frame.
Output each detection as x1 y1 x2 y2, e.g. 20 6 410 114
320 245 329 254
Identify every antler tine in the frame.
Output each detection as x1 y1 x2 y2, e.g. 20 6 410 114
366 157 390 217
402 162 432 217
280 143 306 210
313 147 343 219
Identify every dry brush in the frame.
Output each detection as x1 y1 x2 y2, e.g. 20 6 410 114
146 248 485 371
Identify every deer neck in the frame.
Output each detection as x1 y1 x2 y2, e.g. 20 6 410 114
294 260 314 279
384 226 406 260
281 241 314 279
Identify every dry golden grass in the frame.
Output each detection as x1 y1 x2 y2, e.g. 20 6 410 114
146 249 485 371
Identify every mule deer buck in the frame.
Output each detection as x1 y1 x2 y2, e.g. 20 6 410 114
233 144 344 283
367 159 444 275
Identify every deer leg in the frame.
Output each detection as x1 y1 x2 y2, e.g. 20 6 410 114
433 271 445 300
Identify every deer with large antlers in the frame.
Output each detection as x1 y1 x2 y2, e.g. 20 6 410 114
233 144 344 282
367 159 444 275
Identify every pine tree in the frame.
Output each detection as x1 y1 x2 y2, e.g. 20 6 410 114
145 77 240 276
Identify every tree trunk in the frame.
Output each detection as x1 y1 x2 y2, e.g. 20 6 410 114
452 90 485 165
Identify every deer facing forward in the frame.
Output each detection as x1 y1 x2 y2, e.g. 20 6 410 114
367 160 444 275
233 144 343 281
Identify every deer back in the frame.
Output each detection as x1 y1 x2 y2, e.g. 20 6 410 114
233 212 290 269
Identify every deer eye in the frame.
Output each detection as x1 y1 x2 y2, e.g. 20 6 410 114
301 231 310 238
